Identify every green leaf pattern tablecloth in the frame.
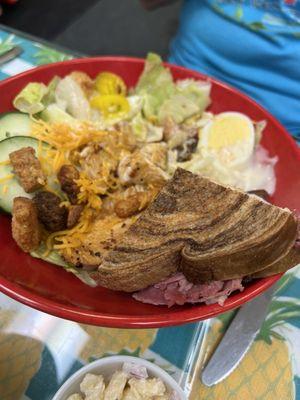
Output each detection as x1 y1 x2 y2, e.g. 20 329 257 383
0 27 299 400
0 31 72 80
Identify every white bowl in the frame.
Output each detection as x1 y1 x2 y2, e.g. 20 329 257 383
53 355 187 400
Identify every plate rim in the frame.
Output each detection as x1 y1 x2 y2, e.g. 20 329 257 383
0 56 297 327
0 266 281 328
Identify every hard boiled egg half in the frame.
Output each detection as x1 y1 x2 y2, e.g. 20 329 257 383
198 112 255 166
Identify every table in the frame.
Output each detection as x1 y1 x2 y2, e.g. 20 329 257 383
0 24 299 400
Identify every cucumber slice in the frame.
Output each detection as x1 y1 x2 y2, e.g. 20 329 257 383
0 136 43 213
0 112 34 142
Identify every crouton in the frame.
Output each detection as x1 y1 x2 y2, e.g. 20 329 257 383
9 147 46 193
12 197 41 252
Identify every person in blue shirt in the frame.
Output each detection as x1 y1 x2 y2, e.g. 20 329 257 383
141 0 300 142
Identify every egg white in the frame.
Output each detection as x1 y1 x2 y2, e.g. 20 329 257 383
199 112 255 167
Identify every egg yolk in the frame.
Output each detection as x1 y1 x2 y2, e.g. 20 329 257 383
207 116 251 149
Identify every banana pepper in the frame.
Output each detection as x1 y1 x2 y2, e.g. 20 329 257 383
90 94 130 119
95 72 127 96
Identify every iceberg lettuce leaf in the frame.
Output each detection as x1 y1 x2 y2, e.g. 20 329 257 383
42 76 61 106
13 82 48 114
158 94 200 124
135 54 211 123
31 245 97 287
131 112 163 142
40 103 76 124
158 80 211 124
135 53 175 118
54 76 91 120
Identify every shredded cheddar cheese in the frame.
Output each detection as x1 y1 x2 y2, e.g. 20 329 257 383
31 120 130 254
76 172 103 210
26 118 157 262
32 120 108 152
46 208 95 253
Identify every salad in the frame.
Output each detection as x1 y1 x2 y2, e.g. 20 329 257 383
0 53 277 288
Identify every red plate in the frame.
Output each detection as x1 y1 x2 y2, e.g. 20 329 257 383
0 57 299 328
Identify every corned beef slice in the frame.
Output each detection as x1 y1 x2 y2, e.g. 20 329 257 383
133 273 244 307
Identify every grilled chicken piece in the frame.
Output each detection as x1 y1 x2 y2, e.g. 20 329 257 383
114 191 155 218
163 117 199 161
112 185 159 218
80 142 120 181
57 164 80 204
114 194 144 218
139 143 168 170
33 191 68 232
117 144 169 186
12 197 41 252
9 147 46 193
163 117 187 149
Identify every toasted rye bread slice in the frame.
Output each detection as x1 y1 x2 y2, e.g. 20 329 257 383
97 169 298 292
251 247 300 278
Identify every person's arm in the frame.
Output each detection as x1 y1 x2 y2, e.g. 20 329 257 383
140 0 179 11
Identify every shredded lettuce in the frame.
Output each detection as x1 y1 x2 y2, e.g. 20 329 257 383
135 53 175 119
158 94 200 124
54 76 91 120
13 82 48 114
127 95 144 118
254 120 267 145
31 246 97 287
134 53 211 123
174 144 276 195
158 80 211 124
146 122 164 142
176 79 211 118
42 76 61 106
176 79 211 100
184 111 214 128
40 103 76 124
13 77 62 115
131 113 147 141
131 112 163 142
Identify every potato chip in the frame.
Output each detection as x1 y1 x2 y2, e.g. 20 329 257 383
121 387 143 400
122 362 148 380
128 377 166 397
104 371 128 400
80 373 105 400
66 394 84 400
